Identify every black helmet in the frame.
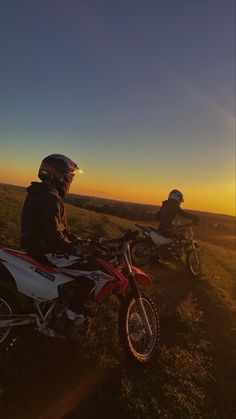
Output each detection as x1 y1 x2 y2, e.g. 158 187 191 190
168 189 184 204
38 154 81 197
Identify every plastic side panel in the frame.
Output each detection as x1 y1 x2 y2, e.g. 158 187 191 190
3 248 57 273
0 254 72 301
94 258 128 302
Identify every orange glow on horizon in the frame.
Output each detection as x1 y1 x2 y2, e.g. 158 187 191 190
0 170 234 217
71 186 235 216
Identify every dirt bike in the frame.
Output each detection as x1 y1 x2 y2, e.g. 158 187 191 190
0 230 159 364
130 222 202 277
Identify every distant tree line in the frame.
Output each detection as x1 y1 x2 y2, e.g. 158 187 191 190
65 195 159 221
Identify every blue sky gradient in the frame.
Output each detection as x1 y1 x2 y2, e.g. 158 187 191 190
0 0 235 214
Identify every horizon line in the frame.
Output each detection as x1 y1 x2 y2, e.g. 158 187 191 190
0 181 235 219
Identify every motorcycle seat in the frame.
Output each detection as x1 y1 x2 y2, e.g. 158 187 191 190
2 248 58 273
149 232 173 245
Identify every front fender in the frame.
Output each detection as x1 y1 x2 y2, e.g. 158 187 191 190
131 266 152 286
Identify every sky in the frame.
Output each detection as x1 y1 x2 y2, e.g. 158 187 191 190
0 0 235 215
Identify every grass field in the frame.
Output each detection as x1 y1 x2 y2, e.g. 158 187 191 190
0 183 235 419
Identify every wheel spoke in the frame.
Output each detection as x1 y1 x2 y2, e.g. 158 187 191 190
126 296 158 358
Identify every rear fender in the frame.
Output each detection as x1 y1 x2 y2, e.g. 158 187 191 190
131 266 152 287
0 261 32 310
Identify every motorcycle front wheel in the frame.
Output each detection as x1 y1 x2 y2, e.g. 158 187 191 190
0 289 19 349
119 294 159 364
187 250 202 277
130 239 152 266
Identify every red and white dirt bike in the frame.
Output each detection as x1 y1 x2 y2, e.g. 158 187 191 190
0 230 159 364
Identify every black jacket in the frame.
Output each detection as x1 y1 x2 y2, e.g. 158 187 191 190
21 182 74 256
156 199 198 235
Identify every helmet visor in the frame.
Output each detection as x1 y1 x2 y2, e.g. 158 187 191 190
64 167 83 191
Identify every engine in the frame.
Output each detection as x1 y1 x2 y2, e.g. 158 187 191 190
159 241 183 261
52 280 93 340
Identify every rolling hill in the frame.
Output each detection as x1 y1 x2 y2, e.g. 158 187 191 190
0 183 235 419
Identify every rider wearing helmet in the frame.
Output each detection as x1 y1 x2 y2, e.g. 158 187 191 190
156 189 199 236
21 154 96 333
21 154 81 257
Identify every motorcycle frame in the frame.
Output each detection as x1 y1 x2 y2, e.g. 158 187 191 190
0 240 153 336
0 299 57 329
136 223 199 257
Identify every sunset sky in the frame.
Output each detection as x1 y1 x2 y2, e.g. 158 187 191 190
0 0 235 215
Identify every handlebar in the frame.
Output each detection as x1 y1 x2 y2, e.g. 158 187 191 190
135 223 157 232
100 229 139 246
175 220 199 230
87 229 139 250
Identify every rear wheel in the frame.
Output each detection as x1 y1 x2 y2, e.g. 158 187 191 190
130 239 152 266
0 289 19 349
119 294 159 364
187 250 202 277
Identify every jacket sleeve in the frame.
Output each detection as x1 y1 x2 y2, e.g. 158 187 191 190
42 195 75 252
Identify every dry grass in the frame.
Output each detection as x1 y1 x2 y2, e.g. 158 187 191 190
0 183 236 419
176 294 203 329
199 240 236 320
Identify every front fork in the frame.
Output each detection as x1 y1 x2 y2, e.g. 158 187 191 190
190 240 200 263
124 247 153 336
